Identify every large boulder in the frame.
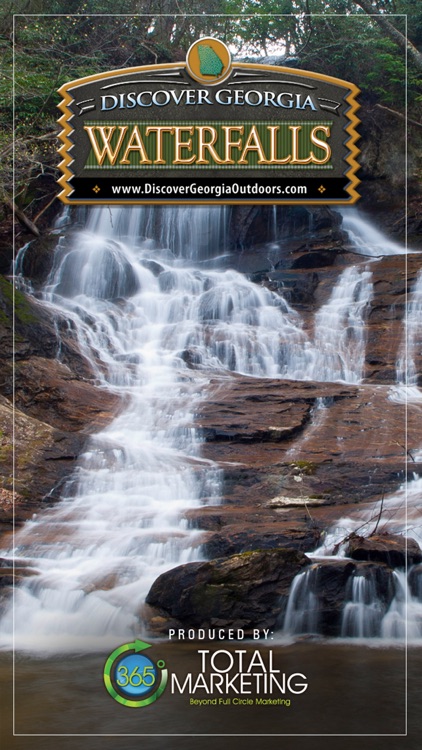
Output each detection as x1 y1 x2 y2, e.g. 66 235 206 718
52 240 140 301
146 548 309 634
346 533 422 567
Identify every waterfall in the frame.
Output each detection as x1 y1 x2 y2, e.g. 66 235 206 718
2 207 233 652
396 269 422 391
381 570 422 640
341 574 384 638
281 213 422 641
282 568 320 636
311 265 372 383
341 208 407 257
32 214 374 387
1 204 407 654
281 473 422 639
81 205 229 262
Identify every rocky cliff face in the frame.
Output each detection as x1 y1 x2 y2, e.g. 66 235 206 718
0 275 119 536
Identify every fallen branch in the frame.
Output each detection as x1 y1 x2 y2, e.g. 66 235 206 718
33 193 59 224
375 103 422 129
392 438 417 462
6 199 40 237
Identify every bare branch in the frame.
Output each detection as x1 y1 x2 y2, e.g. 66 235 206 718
375 103 422 130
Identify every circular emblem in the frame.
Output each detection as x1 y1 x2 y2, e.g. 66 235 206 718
103 639 168 708
186 37 232 85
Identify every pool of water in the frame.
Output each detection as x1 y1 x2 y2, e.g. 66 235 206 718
1 641 421 750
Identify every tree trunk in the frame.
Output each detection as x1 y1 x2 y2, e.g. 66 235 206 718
353 0 422 71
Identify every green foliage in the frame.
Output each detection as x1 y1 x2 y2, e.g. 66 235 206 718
0 275 39 325
223 0 306 55
290 460 317 475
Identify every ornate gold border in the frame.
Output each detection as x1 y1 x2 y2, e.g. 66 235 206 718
57 62 360 205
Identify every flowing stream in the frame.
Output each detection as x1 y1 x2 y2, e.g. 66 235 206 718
282 268 422 641
396 268 422 397
341 208 408 257
1 205 419 652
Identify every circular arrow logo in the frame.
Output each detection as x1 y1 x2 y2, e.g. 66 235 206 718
103 639 168 708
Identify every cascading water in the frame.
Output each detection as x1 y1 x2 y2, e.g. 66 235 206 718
282 567 320 636
341 209 407 257
310 265 372 383
341 574 384 638
0 205 400 654
381 570 422 640
395 269 422 399
2 207 240 652
84 204 229 262
281 212 422 642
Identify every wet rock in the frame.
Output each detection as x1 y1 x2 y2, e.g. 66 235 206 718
17 234 58 285
346 533 422 567
0 278 120 537
197 377 317 445
54 241 140 300
139 259 164 276
146 550 397 637
290 559 395 637
1 275 95 381
1 276 120 431
14 357 120 432
0 567 38 586
202 526 320 558
364 254 421 383
198 374 414 508
291 250 337 270
0 565 38 607
228 206 342 251
145 548 309 633
180 348 202 368
286 559 354 636
408 564 422 599
0 393 89 531
262 269 319 305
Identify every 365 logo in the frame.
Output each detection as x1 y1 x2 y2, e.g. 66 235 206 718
103 639 168 707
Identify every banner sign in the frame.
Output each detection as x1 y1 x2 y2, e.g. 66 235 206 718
58 37 360 205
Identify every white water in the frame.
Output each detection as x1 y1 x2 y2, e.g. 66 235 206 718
3 211 233 651
341 209 407 257
332 268 422 559
381 570 422 639
396 269 422 389
340 570 422 640
295 470 422 641
282 567 320 635
341 574 383 638
1 205 414 653
311 265 372 383
282 214 422 641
